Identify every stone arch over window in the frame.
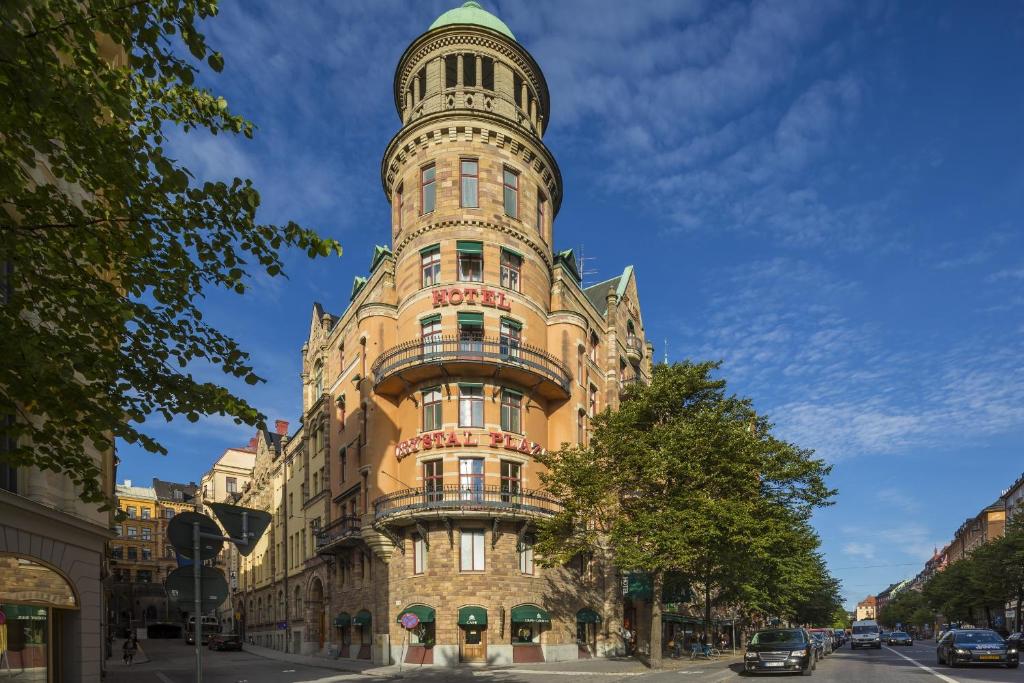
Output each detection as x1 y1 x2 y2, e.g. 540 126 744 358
0 554 78 609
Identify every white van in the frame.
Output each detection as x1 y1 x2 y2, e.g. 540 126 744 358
851 619 881 649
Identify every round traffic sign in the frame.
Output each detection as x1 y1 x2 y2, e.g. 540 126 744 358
400 612 420 629
166 511 224 560
165 566 229 611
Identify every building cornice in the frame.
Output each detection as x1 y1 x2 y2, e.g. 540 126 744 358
393 217 554 274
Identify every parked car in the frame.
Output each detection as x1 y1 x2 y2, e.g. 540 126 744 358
809 632 828 658
833 629 846 647
887 631 913 646
936 628 1018 669
807 629 833 655
744 628 815 676
208 633 243 651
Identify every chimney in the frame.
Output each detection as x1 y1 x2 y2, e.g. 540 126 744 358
275 419 289 436
248 437 258 449
124 479 132 487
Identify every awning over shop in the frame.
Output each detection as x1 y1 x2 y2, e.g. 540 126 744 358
397 605 435 623
511 605 550 624
663 614 703 625
332 612 351 627
576 608 601 624
353 609 372 626
458 606 487 626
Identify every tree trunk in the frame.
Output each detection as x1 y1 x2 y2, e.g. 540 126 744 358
1016 585 1023 632
650 570 663 669
704 583 712 639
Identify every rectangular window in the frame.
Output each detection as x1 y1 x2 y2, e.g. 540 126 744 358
421 245 441 287
127 526 138 539
458 385 484 428
226 477 238 493
577 348 584 386
503 167 519 218
421 164 436 214
578 410 586 445
127 547 138 560
142 527 152 541
111 545 123 558
457 311 483 353
164 508 174 519
460 529 485 571
115 525 123 537
422 387 443 431
413 534 426 574
340 448 347 484
142 547 152 561
589 332 599 363
461 159 479 208
589 385 598 417
421 314 442 355
518 535 535 575
141 508 151 520
500 249 521 291
500 390 522 434
456 241 483 282
501 460 522 501
424 460 443 503
137 569 152 582
396 183 404 231
499 318 521 358
126 506 136 519
459 458 484 502
536 190 547 234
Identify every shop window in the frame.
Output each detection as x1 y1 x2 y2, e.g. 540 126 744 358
461 159 479 208
499 318 521 358
460 529 485 571
423 387 443 431
421 314 442 355
423 459 443 503
421 245 441 287
503 167 519 218
413 533 427 574
500 390 522 434
459 458 484 502
458 385 483 428
420 164 436 214
456 241 483 282
518 535 535 575
500 460 522 501
500 249 521 291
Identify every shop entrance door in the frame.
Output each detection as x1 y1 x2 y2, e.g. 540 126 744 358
577 621 595 658
460 625 487 662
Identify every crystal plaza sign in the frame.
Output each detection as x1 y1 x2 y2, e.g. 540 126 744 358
395 430 545 460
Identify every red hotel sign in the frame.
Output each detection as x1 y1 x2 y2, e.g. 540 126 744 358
395 431 545 460
432 287 511 311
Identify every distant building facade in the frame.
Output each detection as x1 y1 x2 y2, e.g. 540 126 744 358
856 596 877 621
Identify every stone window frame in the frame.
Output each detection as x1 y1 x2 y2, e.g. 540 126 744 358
459 527 485 572
503 165 520 219
420 162 436 215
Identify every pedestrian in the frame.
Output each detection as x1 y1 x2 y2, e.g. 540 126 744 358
123 635 137 665
719 633 728 651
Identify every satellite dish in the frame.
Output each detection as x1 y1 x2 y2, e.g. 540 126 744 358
208 502 272 556
167 511 224 560
165 566 229 612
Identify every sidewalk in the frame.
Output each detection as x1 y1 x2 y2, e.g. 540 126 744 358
243 643 397 676
106 639 151 667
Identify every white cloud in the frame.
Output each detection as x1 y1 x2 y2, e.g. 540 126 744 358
843 542 876 561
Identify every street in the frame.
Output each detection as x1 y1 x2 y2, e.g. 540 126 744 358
102 638 1024 683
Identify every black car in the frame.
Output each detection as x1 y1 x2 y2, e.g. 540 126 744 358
744 628 815 676
887 631 913 646
208 633 243 651
936 628 1019 668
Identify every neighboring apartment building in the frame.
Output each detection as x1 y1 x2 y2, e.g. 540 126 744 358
107 481 167 632
232 2 652 667
856 596 877 621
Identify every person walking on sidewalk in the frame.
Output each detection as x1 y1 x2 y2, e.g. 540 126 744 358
122 635 138 665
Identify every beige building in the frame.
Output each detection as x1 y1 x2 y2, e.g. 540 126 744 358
856 596 877 621
231 2 653 667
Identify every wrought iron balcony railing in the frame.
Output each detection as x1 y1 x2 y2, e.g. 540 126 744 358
373 484 562 523
315 516 362 552
372 336 572 399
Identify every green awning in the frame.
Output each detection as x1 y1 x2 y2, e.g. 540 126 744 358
458 606 487 626
333 612 351 627
501 246 524 259
420 243 440 255
457 311 484 325
511 605 550 624
420 313 441 326
500 317 522 330
576 608 601 624
396 605 435 624
353 609 372 626
663 613 689 624
456 240 483 254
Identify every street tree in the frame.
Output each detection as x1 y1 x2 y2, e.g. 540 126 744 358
535 361 834 667
1 1 341 505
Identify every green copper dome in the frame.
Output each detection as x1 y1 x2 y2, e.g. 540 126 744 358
429 1 516 41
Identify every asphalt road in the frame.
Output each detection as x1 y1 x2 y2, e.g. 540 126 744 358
105 637 1024 683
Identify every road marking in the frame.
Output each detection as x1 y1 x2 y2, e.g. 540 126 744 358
884 646 959 683
156 673 175 683
473 671 643 677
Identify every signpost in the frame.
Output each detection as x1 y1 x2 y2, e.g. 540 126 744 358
166 503 269 683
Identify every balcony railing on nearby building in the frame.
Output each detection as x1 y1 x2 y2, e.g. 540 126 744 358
625 335 644 362
372 336 572 400
315 516 362 553
373 484 562 523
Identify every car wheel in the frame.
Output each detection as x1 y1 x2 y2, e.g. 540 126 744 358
801 662 813 676
1007 663 1019 669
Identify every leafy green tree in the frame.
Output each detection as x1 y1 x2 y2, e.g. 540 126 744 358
535 361 834 667
830 606 852 630
924 560 977 625
1 1 340 505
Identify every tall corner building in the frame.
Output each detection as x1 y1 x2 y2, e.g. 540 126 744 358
238 1 652 666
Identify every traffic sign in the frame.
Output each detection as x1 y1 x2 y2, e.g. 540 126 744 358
165 566 229 612
207 502 271 556
167 512 224 560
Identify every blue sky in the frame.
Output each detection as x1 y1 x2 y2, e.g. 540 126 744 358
119 0 1024 610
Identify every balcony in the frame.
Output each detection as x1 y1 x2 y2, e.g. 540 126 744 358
315 516 362 553
625 335 644 363
619 373 649 397
372 336 572 400
373 485 562 525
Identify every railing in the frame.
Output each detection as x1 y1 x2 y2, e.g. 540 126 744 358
315 516 361 549
372 335 572 394
374 484 562 521
625 335 644 358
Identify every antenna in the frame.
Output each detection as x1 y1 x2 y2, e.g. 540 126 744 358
576 244 598 287
663 338 668 365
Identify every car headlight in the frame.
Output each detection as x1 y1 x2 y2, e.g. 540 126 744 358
791 649 809 657
1009 648 1018 654
744 652 759 660
955 648 969 655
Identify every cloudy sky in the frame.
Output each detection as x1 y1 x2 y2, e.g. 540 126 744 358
119 0 1024 609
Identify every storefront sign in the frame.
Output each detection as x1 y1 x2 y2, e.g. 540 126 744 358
431 287 511 311
395 431 545 460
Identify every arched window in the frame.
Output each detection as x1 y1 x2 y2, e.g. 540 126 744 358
313 360 323 397
627 320 635 338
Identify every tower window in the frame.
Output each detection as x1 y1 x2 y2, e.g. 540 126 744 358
456 241 483 282
536 190 547 235
424 459 443 502
500 390 522 434
513 73 523 107
460 159 479 208
417 68 426 100
500 318 521 358
503 167 519 219
500 249 521 291
420 164 436 214
458 385 484 428
421 314 442 355
396 183 404 232
421 245 441 287
445 55 458 88
458 311 483 352
482 57 494 91
423 387 443 431
464 55 477 87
